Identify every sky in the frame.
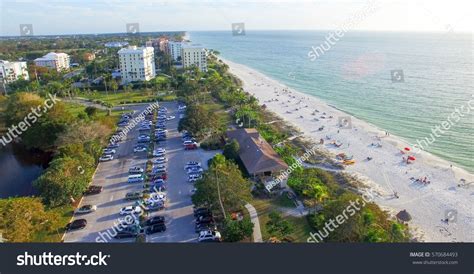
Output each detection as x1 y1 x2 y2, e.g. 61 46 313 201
0 0 472 35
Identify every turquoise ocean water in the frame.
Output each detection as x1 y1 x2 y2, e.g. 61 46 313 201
189 31 473 172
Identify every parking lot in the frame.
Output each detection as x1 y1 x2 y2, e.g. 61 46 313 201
63 101 219 243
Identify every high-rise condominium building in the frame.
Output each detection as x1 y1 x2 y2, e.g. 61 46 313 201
167 41 183 61
118 46 156 84
182 44 208 72
34 52 70 71
0 60 29 84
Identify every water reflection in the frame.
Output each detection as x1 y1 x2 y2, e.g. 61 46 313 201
0 144 52 198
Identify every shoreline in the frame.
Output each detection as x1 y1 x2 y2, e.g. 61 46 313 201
220 57 473 242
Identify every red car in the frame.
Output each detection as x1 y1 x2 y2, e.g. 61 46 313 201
149 173 167 180
184 144 198 150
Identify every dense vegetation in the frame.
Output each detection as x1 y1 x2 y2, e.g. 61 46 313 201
288 168 409 242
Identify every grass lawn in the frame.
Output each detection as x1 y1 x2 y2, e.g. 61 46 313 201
64 102 128 118
78 90 176 106
32 205 74 242
250 197 312 242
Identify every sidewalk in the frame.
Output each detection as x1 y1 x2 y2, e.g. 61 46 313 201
244 203 263 243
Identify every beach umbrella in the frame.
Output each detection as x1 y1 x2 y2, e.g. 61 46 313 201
408 156 416 161
404 147 411 151
396 210 412 222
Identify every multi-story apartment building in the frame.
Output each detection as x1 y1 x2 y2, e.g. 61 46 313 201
159 38 169 53
0 60 29 84
34 52 70 71
118 46 156 84
182 44 208 72
167 41 183 61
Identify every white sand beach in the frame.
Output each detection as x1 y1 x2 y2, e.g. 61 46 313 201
223 58 474 242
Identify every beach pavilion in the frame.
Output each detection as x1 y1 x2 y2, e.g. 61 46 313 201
226 128 288 178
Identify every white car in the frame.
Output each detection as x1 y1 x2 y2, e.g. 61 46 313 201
155 147 166 153
119 206 142 216
153 158 167 164
134 146 147 153
183 140 198 146
187 167 203 174
166 116 176 121
99 154 114 162
103 148 116 155
198 230 221 242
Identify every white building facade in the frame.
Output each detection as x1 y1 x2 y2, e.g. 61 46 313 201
118 46 156 84
182 44 208 72
167 41 183 61
34 52 70 71
0 60 29 83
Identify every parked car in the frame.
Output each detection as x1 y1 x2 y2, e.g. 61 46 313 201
103 148 116 155
186 166 203 173
152 167 167 173
76 205 97 214
114 230 139 239
108 143 119 149
138 135 150 141
84 185 102 195
152 157 167 164
119 206 142 215
125 191 144 200
144 216 165 226
128 174 144 183
143 202 165 212
198 230 221 242
66 219 87 231
134 146 147 153
184 143 198 150
99 154 114 162
145 224 166 234
185 161 201 168
129 167 144 174
195 222 217 233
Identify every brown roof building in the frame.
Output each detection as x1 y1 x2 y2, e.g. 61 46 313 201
226 128 288 177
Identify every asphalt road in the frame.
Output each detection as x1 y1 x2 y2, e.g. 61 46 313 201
63 102 218 243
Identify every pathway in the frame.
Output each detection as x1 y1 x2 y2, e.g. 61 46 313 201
244 203 263 243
